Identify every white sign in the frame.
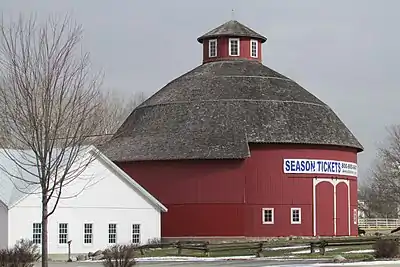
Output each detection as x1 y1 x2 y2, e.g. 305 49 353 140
283 159 358 177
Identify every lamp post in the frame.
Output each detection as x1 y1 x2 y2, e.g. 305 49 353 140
67 240 72 262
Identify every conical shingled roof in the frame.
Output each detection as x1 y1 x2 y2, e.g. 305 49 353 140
197 20 267 43
102 58 363 162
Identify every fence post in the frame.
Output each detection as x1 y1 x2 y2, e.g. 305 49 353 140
177 241 182 256
310 242 315 254
203 242 210 257
319 240 326 255
139 245 145 256
256 242 264 257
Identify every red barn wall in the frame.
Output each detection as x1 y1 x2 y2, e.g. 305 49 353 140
118 144 359 238
202 37 262 63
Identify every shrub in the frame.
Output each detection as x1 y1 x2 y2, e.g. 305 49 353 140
147 238 161 245
103 244 137 267
373 239 399 258
0 239 40 267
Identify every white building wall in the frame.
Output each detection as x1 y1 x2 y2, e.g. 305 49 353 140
8 157 162 254
0 201 8 249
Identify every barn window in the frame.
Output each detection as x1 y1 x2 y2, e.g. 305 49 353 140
291 208 302 224
132 224 141 244
250 39 258 58
108 223 117 244
229 38 240 56
209 39 217 57
84 223 93 244
262 208 274 224
32 223 42 244
58 223 68 244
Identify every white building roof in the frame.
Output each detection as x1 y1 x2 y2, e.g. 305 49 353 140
0 146 167 212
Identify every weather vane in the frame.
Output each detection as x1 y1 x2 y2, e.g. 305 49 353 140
231 9 235 20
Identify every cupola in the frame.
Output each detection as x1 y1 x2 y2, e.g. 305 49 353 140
197 20 267 64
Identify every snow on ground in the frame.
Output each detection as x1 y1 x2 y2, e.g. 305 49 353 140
265 245 309 251
291 247 338 254
315 260 400 266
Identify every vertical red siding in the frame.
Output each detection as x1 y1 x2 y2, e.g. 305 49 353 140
350 180 359 235
316 182 334 236
202 37 262 63
336 183 349 236
118 144 359 238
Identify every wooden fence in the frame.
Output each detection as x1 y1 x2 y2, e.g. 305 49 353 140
136 236 398 257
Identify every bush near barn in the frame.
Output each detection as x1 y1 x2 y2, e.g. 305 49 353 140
0 239 41 267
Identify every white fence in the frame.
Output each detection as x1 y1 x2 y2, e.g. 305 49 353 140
358 218 400 230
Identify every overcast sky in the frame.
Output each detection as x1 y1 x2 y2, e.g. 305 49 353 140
2 0 398 179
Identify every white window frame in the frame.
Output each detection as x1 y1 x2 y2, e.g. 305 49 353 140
262 208 274 224
132 224 141 245
250 39 258 58
58 223 68 244
291 208 302 224
108 223 117 244
32 223 42 245
208 39 217 58
83 223 93 245
228 38 240 56
353 209 358 225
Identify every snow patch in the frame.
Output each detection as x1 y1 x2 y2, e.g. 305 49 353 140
265 245 309 251
291 247 338 254
314 260 400 266
344 249 374 254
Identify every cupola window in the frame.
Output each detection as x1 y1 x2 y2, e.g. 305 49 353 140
250 39 258 58
229 38 240 56
208 39 217 58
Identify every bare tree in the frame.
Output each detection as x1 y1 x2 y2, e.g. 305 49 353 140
0 14 106 266
359 125 400 218
92 90 146 144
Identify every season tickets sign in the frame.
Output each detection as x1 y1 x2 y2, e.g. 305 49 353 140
283 159 358 177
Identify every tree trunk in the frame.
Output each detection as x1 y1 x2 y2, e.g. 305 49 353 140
41 195 48 267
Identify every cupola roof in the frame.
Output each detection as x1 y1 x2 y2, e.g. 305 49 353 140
197 20 267 43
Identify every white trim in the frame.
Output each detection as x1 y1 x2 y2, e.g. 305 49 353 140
7 145 168 213
108 222 118 245
312 178 350 237
291 208 302 224
262 208 274 224
208 39 217 58
250 39 258 58
57 222 69 246
91 146 168 212
228 38 240 56
83 222 94 246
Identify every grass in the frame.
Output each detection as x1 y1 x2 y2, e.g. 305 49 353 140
135 243 376 259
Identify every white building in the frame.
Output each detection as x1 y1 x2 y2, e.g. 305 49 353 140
0 146 167 255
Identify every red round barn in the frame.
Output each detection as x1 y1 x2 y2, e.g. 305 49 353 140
103 20 363 239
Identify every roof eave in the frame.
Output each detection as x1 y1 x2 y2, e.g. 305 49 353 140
197 35 267 44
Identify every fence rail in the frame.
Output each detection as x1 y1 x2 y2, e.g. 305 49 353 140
359 218 400 230
134 236 398 257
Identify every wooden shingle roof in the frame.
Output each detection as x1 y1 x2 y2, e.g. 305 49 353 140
197 20 267 43
102 60 363 162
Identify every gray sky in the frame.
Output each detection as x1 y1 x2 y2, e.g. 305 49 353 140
2 0 398 179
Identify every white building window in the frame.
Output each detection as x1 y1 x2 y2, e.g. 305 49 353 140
229 38 240 56
291 208 302 224
58 223 68 244
208 39 217 57
108 223 117 244
132 224 141 244
84 223 93 244
262 208 274 224
250 39 258 58
32 223 41 244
